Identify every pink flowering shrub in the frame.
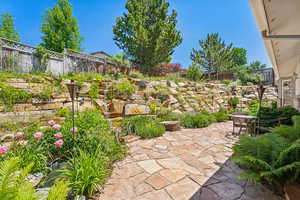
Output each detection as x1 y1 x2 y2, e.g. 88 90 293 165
0 145 9 155
54 132 63 139
33 132 43 140
54 140 64 148
70 127 78 134
48 120 56 126
15 132 24 140
52 124 61 131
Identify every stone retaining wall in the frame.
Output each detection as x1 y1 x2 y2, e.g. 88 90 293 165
0 77 278 123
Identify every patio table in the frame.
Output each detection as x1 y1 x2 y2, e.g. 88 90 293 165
231 114 257 136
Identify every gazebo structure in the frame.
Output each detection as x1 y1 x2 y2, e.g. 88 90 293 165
249 0 300 110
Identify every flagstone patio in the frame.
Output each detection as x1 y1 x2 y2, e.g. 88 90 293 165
97 121 282 200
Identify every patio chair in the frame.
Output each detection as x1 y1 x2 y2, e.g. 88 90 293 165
231 112 248 135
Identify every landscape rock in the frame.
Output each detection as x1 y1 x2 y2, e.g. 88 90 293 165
124 104 150 116
160 121 181 131
27 172 44 187
0 134 15 142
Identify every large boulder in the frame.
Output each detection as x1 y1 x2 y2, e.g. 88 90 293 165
124 104 150 116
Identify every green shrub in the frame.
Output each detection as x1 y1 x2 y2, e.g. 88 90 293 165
121 116 153 135
61 150 110 196
0 157 39 200
181 112 216 128
222 79 232 84
112 79 136 96
186 64 203 81
135 121 165 138
0 157 69 200
55 107 71 117
0 83 30 111
228 96 240 108
232 116 300 187
88 82 100 100
259 106 300 126
46 180 69 200
121 116 165 138
213 108 229 122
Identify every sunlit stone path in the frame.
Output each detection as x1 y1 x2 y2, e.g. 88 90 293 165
97 121 281 200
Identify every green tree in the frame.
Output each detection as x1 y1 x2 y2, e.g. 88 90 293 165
191 33 233 79
231 47 247 66
113 0 182 74
0 13 20 41
186 64 203 81
111 54 131 68
40 0 83 53
249 60 267 71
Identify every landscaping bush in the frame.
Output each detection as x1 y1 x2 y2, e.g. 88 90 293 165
221 79 232 85
228 96 240 108
186 64 203 81
0 157 69 200
232 116 300 187
0 82 30 111
181 112 216 128
121 116 153 135
213 108 230 122
121 116 166 138
259 106 300 126
0 109 125 197
61 149 110 196
112 79 136 96
135 121 165 138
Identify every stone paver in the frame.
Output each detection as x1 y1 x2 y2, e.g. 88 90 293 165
190 160 282 200
138 160 162 174
98 121 282 200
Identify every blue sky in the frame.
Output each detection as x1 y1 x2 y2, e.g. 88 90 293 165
0 0 271 68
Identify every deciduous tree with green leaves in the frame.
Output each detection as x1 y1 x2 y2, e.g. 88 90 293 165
0 13 20 41
231 47 247 66
190 33 233 79
113 0 182 74
249 60 267 71
40 0 83 53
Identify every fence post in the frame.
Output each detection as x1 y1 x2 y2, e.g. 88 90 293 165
63 48 66 74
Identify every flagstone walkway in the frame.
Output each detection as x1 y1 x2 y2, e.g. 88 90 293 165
97 121 281 200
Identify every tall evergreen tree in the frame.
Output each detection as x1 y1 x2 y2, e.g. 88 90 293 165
0 13 20 41
40 0 83 53
113 0 182 74
191 33 233 78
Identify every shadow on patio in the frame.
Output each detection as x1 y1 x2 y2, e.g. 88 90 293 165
190 159 282 200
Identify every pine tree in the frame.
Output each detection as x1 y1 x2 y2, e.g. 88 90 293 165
191 33 233 79
0 13 20 41
113 0 182 74
40 0 83 53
